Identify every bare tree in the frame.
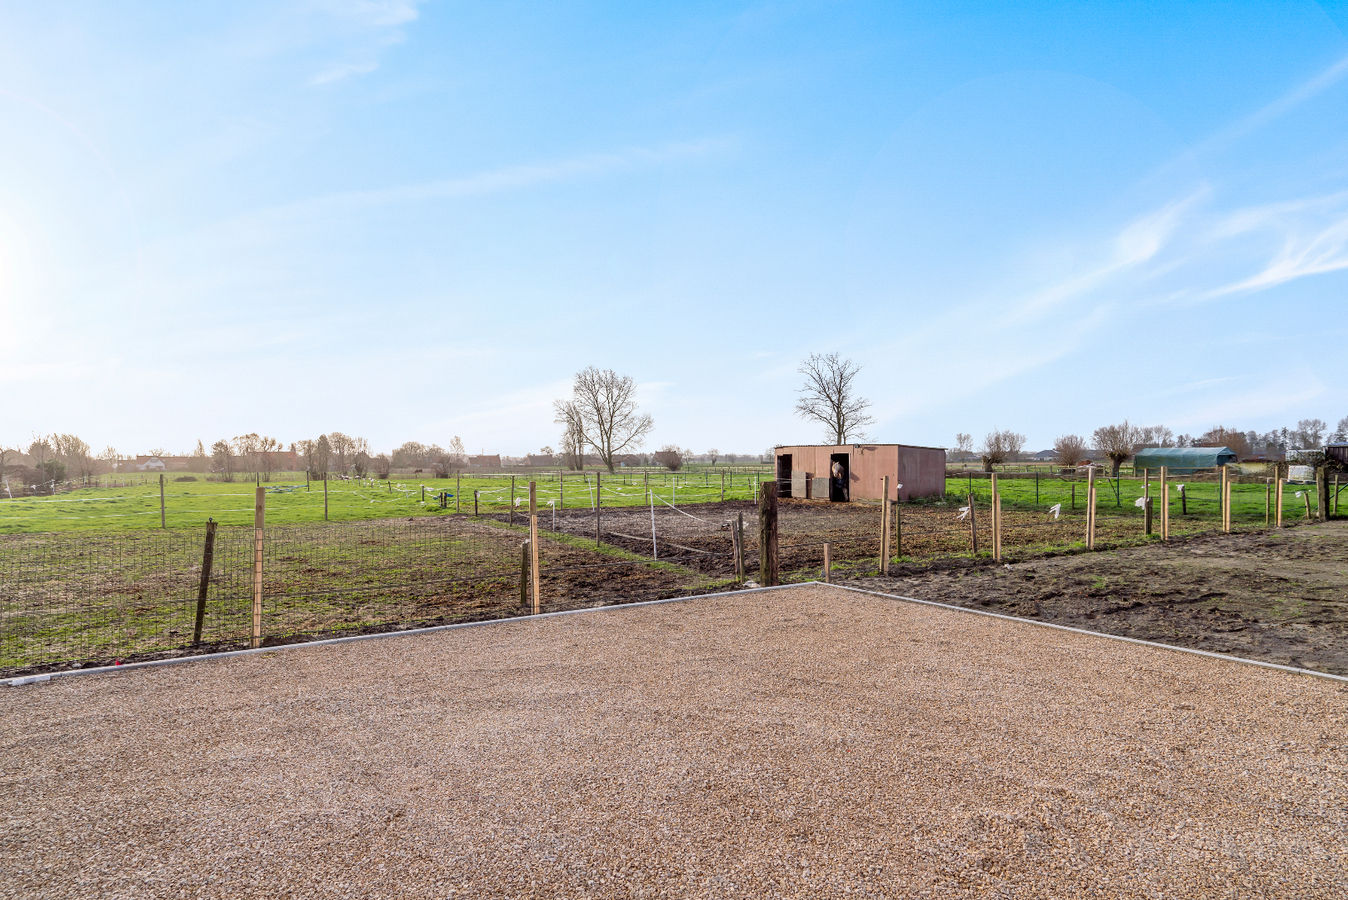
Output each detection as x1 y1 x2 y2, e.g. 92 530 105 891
311 435 332 479
553 366 654 473
232 434 262 478
1333 416 1348 443
1053 434 1088 469
27 436 53 471
190 439 208 471
655 445 684 471
954 433 973 461
328 432 355 475
706 448 720 465
372 453 391 478
1296 418 1328 448
979 430 1025 472
448 436 467 468
257 436 281 482
1136 425 1175 448
1093 421 1141 476
794 352 875 444
1195 426 1251 460
211 439 235 482
557 414 586 470
53 434 97 481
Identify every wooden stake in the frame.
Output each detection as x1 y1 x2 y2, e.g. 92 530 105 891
456 473 460 513
159 474 166 529
1159 466 1169 540
990 473 1001 561
1276 479 1284 528
529 482 540 615
474 490 479 517
880 475 891 575
520 541 530 607
510 475 516 527
251 487 265 649
735 512 745 582
193 518 217 645
759 480 779 586
967 492 978 553
1086 467 1096 550
1316 467 1328 522
595 471 602 545
1144 495 1153 536
823 542 832 583
895 503 902 558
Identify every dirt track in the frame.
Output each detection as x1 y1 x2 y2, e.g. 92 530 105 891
845 520 1348 676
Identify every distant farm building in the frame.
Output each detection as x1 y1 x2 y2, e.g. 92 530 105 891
773 444 946 502
468 455 502 468
1133 447 1237 474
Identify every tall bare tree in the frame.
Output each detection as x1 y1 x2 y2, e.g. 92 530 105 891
979 429 1025 472
257 436 281 482
1333 416 1348 443
1195 426 1251 460
553 367 654 473
1053 434 1088 469
211 439 235 481
954 433 973 461
328 432 355 475
794 352 874 445
1296 418 1328 448
1093 421 1141 476
448 436 467 468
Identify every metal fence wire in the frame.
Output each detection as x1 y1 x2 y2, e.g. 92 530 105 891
0 468 1332 676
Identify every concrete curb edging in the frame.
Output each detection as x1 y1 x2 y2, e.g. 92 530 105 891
829 582 1348 684
5 582 794 686
10 579 1346 687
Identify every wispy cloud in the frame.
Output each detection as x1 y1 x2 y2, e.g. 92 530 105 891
314 0 423 28
306 0 426 84
239 139 735 220
1202 191 1348 297
310 60 380 85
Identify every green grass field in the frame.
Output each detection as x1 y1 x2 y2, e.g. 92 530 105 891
949 470 1326 526
0 465 1333 534
0 468 776 533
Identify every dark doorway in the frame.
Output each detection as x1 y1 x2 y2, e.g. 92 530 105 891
776 454 793 498
828 453 850 502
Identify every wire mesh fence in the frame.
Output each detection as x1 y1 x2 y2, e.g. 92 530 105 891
1 468 1333 677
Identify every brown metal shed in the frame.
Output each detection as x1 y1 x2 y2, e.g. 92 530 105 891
774 444 946 502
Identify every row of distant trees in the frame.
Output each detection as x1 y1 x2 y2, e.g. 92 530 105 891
953 416 1348 475
0 435 118 489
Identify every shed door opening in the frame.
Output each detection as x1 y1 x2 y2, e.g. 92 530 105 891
828 453 850 502
776 454 793 498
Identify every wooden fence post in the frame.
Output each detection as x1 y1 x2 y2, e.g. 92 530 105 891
1276 479 1284 528
1144 495 1153 536
520 541 530 607
595 471 602 545
823 542 831 584
967 492 978 553
895 503 902 558
990 473 1001 561
323 474 329 521
251 487 265 649
510 475 516 527
159 474 166 529
474 490 479 517
735 512 745 582
529 482 540 615
1317 467 1328 522
1159 466 1169 540
1086 467 1096 550
192 518 217 645
456 473 460 514
759 481 779 586
880 475 891 575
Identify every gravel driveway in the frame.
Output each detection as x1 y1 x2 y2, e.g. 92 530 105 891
3 584 1346 898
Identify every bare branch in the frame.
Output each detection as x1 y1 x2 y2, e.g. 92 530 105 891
794 352 875 445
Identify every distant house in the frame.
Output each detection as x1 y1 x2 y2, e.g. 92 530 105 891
524 455 556 467
468 455 501 468
137 457 167 471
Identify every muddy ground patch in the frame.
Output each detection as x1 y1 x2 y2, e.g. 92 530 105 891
843 521 1348 676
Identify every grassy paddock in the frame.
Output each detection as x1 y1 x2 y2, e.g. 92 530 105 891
0 468 775 533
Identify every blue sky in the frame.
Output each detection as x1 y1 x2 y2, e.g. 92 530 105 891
2 1 1347 457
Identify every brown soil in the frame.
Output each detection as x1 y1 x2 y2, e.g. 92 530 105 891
843 520 1348 676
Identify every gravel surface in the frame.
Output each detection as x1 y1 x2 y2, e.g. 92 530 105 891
3 584 1346 899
